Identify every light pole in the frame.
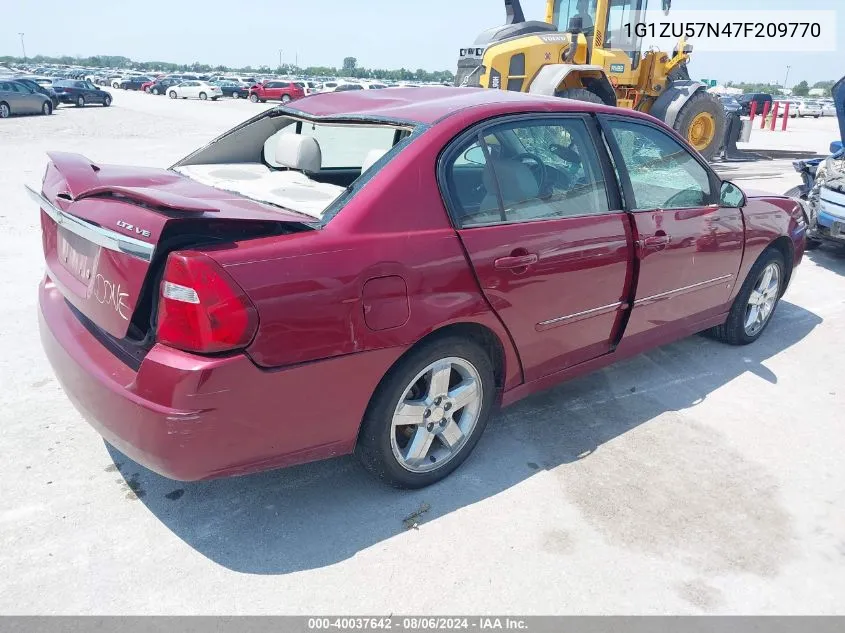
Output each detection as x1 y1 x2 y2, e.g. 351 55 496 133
783 65 791 92
18 32 26 62
278 49 283 71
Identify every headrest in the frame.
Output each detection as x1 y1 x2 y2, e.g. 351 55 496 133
361 148 388 173
482 158 539 203
274 135 322 173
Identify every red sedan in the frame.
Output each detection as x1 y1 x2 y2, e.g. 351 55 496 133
32 88 805 488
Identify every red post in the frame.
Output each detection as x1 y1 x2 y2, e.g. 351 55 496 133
782 102 790 130
749 100 758 122
770 102 780 130
760 100 771 128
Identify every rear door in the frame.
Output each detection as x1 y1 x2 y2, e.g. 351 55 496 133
443 115 634 381
601 116 744 348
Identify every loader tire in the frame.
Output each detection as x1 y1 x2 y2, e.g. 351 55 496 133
672 90 725 161
554 88 604 105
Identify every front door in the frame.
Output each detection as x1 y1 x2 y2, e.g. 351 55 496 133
444 116 634 381
602 117 744 348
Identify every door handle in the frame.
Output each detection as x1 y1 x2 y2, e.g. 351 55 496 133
494 253 538 270
638 233 671 251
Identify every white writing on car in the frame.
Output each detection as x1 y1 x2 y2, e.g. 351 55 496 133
92 274 130 321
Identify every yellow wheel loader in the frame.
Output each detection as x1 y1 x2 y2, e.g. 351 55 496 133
455 0 725 159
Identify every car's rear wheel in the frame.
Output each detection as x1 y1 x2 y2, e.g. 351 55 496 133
199 92 207 100
709 248 785 345
249 93 259 103
102 95 112 107
41 101 52 115
1 102 11 118
152 88 160 95
76 95 85 107
281 94 292 103
169 91 177 99
144 86 151 93
356 336 496 488
231 91 239 99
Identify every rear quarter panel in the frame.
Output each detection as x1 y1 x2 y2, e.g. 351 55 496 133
210 111 528 391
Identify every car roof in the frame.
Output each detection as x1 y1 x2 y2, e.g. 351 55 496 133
286 86 621 125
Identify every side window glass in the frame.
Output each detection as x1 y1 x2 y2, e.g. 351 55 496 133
607 120 712 209
444 119 610 227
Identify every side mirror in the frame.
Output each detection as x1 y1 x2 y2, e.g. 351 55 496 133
462 146 486 165
568 16 583 34
662 0 672 14
830 140 843 154
719 180 746 208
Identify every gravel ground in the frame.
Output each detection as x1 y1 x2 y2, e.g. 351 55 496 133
1 91 844 614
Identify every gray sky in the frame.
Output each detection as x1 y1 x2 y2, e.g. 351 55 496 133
3 0 841 85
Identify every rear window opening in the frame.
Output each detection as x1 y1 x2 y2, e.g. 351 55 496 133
172 114 416 221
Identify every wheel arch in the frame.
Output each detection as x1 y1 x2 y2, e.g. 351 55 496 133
527 64 617 106
648 80 707 129
767 236 796 296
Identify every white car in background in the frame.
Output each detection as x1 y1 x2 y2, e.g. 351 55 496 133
167 80 222 101
795 100 822 118
821 100 836 116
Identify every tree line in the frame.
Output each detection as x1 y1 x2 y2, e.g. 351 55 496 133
725 80 836 97
0 54 455 83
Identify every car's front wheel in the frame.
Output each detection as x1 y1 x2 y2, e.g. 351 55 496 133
249 93 259 103
709 248 785 345
102 95 112 107
76 95 85 107
356 336 496 488
152 88 160 95
41 101 52 115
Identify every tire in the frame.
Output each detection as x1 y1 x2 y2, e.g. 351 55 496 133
199 92 207 100
671 90 725 161
281 94 292 103
76 95 85 107
356 336 497 488
1 102 11 118
211 96 218 101
708 248 786 345
103 95 112 107
554 87 604 105
41 101 52 115
152 88 160 95
144 87 151 93
231 91 238 99
169 91 177 99
249 93 259 103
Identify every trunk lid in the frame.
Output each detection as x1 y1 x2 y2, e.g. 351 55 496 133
33 152 309 340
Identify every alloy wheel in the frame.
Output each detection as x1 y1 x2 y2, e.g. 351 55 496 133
744 262 781 336
389 357 483 473
1 103 11 118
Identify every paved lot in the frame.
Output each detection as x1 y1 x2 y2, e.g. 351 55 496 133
1 91 844 614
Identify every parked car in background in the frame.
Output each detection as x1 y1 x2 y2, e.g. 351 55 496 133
119 76 153 91
213 80 249 98
718 95 741 114
31 88 805 488
248 80 304 103
795 100 822 118
140 79 156 93
293 80 320 95
821 100 836 116
167 81 222 101
333 83 364 92
5 78 59 109
0 79 54 117
737 92 773 116
148 77 183 96
51 80 113 107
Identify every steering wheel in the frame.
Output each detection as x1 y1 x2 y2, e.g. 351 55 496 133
512 152 548 193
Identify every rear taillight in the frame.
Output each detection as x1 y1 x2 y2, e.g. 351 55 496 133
156 251 258 354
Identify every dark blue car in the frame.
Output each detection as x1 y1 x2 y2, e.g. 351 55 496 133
52 80 113 107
